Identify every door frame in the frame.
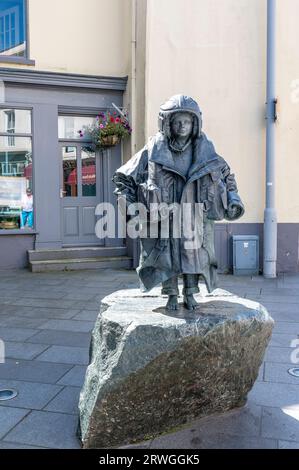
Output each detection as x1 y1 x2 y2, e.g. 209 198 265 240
59 140 104 247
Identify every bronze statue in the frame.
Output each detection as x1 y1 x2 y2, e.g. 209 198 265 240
113 95 244 310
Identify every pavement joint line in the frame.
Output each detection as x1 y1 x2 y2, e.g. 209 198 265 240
4 344 52 361
263 379 299 386
0 360 74 383
40 384 68 411
0 440 49 449
27 344 56 360
0 328 42 341
0 375 76 388
0 408 32 442
32 357 88 367
53 364 83 386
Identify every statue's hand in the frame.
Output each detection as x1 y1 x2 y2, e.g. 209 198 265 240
227 203 242 219
147 180 159 192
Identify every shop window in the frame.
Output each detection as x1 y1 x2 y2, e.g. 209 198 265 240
58 115 96 140
0 108 33 230
0 0 27 58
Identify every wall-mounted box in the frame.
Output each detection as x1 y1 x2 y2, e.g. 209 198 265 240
233 235 259 276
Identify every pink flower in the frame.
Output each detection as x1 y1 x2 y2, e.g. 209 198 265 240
115 117 120 123
100 124 104 128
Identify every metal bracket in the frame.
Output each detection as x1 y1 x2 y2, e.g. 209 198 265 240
265 98 278 122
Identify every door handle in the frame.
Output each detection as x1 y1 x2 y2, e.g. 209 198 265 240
60 189 67 198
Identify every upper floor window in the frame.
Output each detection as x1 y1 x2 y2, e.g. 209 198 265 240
0 0 26 58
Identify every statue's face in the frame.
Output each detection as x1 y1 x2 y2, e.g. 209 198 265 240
170 112 193 139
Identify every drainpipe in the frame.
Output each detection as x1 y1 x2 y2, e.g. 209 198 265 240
263 0 277 278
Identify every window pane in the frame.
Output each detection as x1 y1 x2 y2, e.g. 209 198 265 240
58 116 96 140
0 136 33 230
81 146 96 197
0 109 31 134
0 0 25 57
62 146 77 197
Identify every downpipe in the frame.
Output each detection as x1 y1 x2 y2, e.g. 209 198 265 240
263 0 277 278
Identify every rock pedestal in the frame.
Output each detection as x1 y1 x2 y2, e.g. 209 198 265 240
78 288 274 448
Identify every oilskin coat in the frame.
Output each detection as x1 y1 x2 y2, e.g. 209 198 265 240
113 97 244 293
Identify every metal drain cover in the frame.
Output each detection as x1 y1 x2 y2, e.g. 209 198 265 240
288 368 299 378
0 389 18 401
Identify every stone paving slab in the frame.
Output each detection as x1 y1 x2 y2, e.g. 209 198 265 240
0 316 49 329
261 406 299 442
248 382 299 408
35 346 89 365
270 333 298 348
0 269 299 449
3 298 78 309
70 301 103 311
0 327 38 342
265 346 295 364
27 330 91 348
0 304 19 314
273 321 299 335
13 291 66 300
62 292 99 301
72 310 99 322
7 307 82 320
0 359 73 384
0 442 47 449
3 410 81 449
260 307 299 324
264 362 299 385
0 407 29 439
5 341 50 360
57 365 88 387
37 319 95 333
279 440 299 449
0 379 62 410
44 386 81 414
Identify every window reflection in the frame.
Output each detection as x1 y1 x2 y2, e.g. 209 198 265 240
58 116 96 140
0 136 33 229
81 146 96 197
0 109 31 135
62 146 77 197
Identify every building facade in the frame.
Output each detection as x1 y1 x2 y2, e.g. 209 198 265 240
0 0 299 273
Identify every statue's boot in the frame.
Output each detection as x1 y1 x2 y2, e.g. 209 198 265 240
166 295 178 311
183 293 199 310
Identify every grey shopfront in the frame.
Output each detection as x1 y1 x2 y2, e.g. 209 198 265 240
0 68 128 269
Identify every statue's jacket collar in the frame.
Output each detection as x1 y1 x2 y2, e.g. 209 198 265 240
147 132 225 183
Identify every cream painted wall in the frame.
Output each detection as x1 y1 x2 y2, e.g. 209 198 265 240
4 0 131 77
2 0 298 225
145 0 267 223
276 0 299 223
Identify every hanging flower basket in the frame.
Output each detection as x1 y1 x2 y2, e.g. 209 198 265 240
78 109 132 149
100 135 120 147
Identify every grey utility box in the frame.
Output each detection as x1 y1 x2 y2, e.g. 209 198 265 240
233 235 259 276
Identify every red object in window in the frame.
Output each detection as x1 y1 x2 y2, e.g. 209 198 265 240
68 165 96 185
24 163 32 178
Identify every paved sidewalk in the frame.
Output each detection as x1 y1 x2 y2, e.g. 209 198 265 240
0 268 298 449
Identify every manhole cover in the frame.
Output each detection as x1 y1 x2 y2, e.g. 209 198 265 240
0 389 18 401
288 368 299 378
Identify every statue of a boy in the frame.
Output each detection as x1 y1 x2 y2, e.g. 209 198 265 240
113 95 244 310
